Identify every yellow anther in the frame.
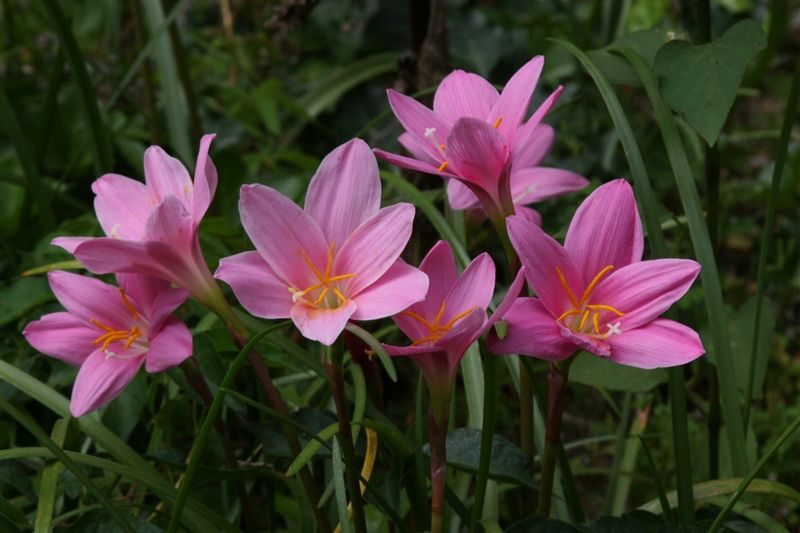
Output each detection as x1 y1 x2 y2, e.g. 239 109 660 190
438 143 446 150
555 265 624 339
437 161 449 172
292 243 356 309
579 265 614 304
492 117 503 129
403 301 476 346
556 267 580 308
118 288 140 320
556 308 581 322
592 313 601 335
586 304 624 316
578 309 590 330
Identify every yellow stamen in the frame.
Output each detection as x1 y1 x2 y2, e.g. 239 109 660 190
437 161 449 172
492 117 503 129
438 143 446 150
118 288 140 320
313 287 330 305
578 309 590 330
403 302 477 345
441 307 476 330
592 313 601 335
556 308 582 322
292 243 356 308
556 267 580 308
333 287 347 304
433 300 447 325
580 265 614 304
586 303 624 316
399 309 435 330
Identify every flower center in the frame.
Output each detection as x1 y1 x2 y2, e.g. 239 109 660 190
555 265 624 338
289 243 356 309
90 288 147 358
401 301 476 346
423 117 503 174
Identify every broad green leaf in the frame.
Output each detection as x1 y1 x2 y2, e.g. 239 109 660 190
424 427 536 488
570 352 668 392
654 20 766 145
587 29 678 86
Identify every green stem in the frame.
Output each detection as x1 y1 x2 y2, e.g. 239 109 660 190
537 357 573 517
325 344 367 533
428 404 449 533
470 352 498 531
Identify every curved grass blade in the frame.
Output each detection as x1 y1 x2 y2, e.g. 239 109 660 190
332 437 355 533
0 397 134 533
34 417 69 532
286 423 338 477
743 65 800 428
41 0 112 172
614 46 748 476
470 352 498 531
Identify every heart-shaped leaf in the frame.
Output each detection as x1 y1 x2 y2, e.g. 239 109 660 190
654 20 766 145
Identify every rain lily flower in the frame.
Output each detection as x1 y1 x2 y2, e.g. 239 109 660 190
53 135 224 310
490 179 705 368
215 138 429 346
23 271 192 416
374 56 587 220
385 240 525 421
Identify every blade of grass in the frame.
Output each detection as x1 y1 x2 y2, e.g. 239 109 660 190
35 48 65 163
41 0 112 172
639 435 675 522
0 397 134 533
332 437 355 533
470 351 497 530
615 46 749 476
553 38 695 522
744 65 800 429
34 417 69 532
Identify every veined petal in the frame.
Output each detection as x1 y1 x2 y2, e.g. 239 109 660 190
386 89 451 162
507 215 581 317
47 271 133 329
525 85 564 130
433 70 499 123
147 287 190 333
146 316 193 373
511 168 589 205
446 179 480 210
115 273 171 318
436 308 487 365
591 259 701 331
481 266 527 335
143 145 193 213
511 124 554 170
52 236 92 254
350 261 428 320
72 238 166 278
23 312 95 366
192 133 218 224
608 319 705 369
443 253 495 320
143 195 194 248
398 132 438 164
488 298 574 360
92 174 151 240
564 179 644 283
373 149 452 177
305 139 381 245
334 203 415 296
239 184 328 289
290 299 357 346
215 251 294 319
515 206 542 226
70 348 143 417
445 117 508 195
488 56 544 142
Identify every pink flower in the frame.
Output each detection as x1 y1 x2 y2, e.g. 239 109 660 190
384 241 525 418
489 179 705 368
23 271 192 416
373 56 587 219
214 139 429 346
53 135 221 306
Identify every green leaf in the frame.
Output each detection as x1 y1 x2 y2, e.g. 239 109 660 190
729 297 774 400
425 427 536 488
0 277 53 327
570 352 668 392
34 417 69 532
331 437 354 533
587 29 678 86
102 375 148 442
654 20 767 145
285 423 338 476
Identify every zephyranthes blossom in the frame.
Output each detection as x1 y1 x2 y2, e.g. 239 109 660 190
53 135 222 308
490 179 705 368
373 56 587 220
215 138 429 346
23 271 192 416
385 241 525 420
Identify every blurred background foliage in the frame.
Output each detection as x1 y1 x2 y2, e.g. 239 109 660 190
1 0 799 530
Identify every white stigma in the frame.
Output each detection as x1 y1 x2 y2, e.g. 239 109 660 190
110 223 121 238
606 322 622 336
424 127 437 139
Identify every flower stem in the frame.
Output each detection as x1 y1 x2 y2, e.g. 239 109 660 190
537 357 573 517
325 343 368 533
428 403 449 533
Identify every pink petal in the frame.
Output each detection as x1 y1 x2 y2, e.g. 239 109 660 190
515 206 542 226
511 168 589 205
446 179 480 210
350 261 429 321
433 70 499 123
334 203 415 296
143 145 193 213
398 133 437 164
147 287 190 333
373 148 451 177
525 85 564 130
445 117 509 196
507 215 581 318
564 179 644 283
481 265 527 335
70 348 144 417
442 253 495 319
290 299 357 345
47 271 133 329
73 238 167 279
591 259 701 331
238 184 328 290
91 174 151 240
52 236 92 254
214 251 293 319
23 312 96 366
145 316 193 373
607 319 705 369
143 195 194 248
386 89 451 163
115 274 171 317
559 325 611 357
488 298 574 360
305 139 381 245
409 241 459 321
511 124 554 170
192 133 218 224
437 309 487 365
488 56 544 142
